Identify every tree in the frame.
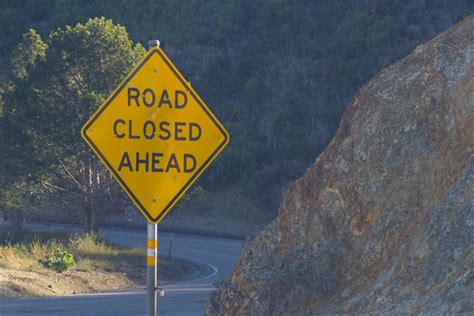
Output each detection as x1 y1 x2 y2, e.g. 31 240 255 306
3 18 146 232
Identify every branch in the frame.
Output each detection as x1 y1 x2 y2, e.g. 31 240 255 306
39 180 82 198
40 179 66 191
59 160 85 191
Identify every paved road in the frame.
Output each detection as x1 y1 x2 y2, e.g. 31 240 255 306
0 224 243 315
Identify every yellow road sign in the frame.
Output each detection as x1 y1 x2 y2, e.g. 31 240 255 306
81 47 229 224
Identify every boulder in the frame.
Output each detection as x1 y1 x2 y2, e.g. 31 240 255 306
209 13 474 315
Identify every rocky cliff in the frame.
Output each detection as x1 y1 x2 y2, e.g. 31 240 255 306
209 14 474 315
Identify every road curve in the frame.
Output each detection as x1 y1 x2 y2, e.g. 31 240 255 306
0 224 243 315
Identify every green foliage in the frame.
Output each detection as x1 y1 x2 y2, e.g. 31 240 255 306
40 244 75 272
2 17 145 230
12 243 28 257
11 29 47 80
0 186 24 211
8 17 145 154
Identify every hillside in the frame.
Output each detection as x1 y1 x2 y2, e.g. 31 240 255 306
209 13 474 314
1 1 474 226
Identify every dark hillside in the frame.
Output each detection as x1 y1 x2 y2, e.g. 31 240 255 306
1 1 473 222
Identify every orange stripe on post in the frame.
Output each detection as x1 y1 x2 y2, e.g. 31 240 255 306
147 240 157 248
147 257 156 266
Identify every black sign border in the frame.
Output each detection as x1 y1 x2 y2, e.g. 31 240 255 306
82 49 229 223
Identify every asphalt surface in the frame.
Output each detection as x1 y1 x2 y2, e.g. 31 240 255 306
0 224 243 315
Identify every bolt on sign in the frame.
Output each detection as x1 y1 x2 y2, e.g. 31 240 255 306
82 47 229 224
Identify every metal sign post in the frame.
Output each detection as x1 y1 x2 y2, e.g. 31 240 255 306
146 222 158 316
146 39 160 316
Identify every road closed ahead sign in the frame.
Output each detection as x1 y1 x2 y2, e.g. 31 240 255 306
82 47 229 224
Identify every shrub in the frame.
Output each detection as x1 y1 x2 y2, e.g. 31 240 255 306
40 244 75 272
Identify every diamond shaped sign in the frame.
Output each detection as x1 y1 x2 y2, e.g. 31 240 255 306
82 47 229 224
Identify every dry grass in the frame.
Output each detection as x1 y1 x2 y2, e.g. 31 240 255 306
67 234 145 272
0 227 143 274
0 224 196 298
0 240 47 271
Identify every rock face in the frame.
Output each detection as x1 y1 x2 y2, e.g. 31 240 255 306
209 14 474 315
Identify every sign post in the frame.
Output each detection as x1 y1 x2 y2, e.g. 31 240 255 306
81 37 229 315
146 223 157 315
146 39 159 316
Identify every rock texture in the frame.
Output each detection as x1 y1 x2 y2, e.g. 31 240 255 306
209 14 474 315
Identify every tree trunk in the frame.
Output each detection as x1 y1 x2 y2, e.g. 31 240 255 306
84 161 98 234
84 193 99 234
